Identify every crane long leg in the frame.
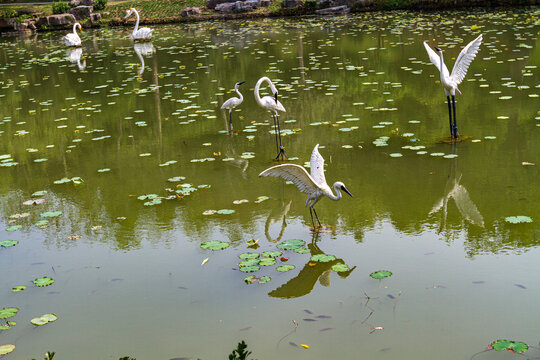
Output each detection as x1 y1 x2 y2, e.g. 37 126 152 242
312 206 322 228
446 96 453 138
451 95 458 139
309 207 315 228
275 113 286 160
228 109 233 132
272 113 280 156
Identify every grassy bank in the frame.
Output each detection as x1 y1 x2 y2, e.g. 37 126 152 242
0 0 538 30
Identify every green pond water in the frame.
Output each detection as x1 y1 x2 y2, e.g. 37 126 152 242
0 8 539 360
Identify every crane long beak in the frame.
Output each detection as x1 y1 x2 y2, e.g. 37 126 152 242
238 81 246 85
342 187 353 197
434 46 441 52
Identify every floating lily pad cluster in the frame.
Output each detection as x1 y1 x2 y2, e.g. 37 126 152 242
30 313 58 326
489 339 528 353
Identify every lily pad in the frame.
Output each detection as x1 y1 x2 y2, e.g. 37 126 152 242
276 265 295 272
0 344 15 356
0 240 18 247
0 308 19 319
491 339 529 353
33 276 55 287
332 264 350 272
217 209 235 215
239 259 260 267
5 225 22 232
277 239 306 250
505 216 533 224
30 313 58 326
261 251 282 258
200 241 230 251
370 270 392 279
40 211 63 218
294 248 310 254
259 258 277 266
11 286 26 293
239 265 260 273
310 254 336 263
259 276 271 284
239 252 259 259
0 321 16 331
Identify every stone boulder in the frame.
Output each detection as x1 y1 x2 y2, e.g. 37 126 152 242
234 0 254 12
215 2 235 13
181 7 202 16
17 8 39 16
90 12 102 22
69 5 93 20
315 5 350 14
69 0 93 7
37 14 76 27
282 0 302 8
13 22 31 32
259 0 271 6
207 0 232 9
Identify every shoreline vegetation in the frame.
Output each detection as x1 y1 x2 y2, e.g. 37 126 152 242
0 0 538 34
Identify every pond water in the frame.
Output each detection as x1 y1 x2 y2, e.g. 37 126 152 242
0 8 539 360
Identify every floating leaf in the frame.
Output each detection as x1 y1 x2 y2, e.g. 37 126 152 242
239 252 259 259
0 321 16 331
11 286 26 293
310 254 336 263
0 308 18 319
277 239 306 250
259 258 277 266
23 198 46 206
259 276 271 284
202 210 217 215
301 344 310 349
332 264 350 272
200 241 230 251
239 259 260 267
246 239 259 248
5 225 22 232
33 276 55 287
201 258 209 265
40 211 63 218
294 247 310 254
239 265 260 273
244 275 256 284
30 313 58 326
0 344 15 356
0 240 18 247
217 209 235 215
491 339 528 353
370 270 392 279
276 265 295 272
505 216 533 224
261 251 282 258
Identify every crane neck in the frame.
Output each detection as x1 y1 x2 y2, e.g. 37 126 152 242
132 9 140 34
73 23 79 34
254 76 275 107
328 183 343 201
235 84 243 102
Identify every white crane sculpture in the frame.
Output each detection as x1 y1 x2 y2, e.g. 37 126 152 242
254 76 287 160
125 8 153 41
424 34 482 139
221 81 246 133
259 144 353 229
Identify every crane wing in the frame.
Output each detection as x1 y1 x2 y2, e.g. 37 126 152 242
423 41 449 75
259 164 320 195
450 34 482 85
310 144 326 186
